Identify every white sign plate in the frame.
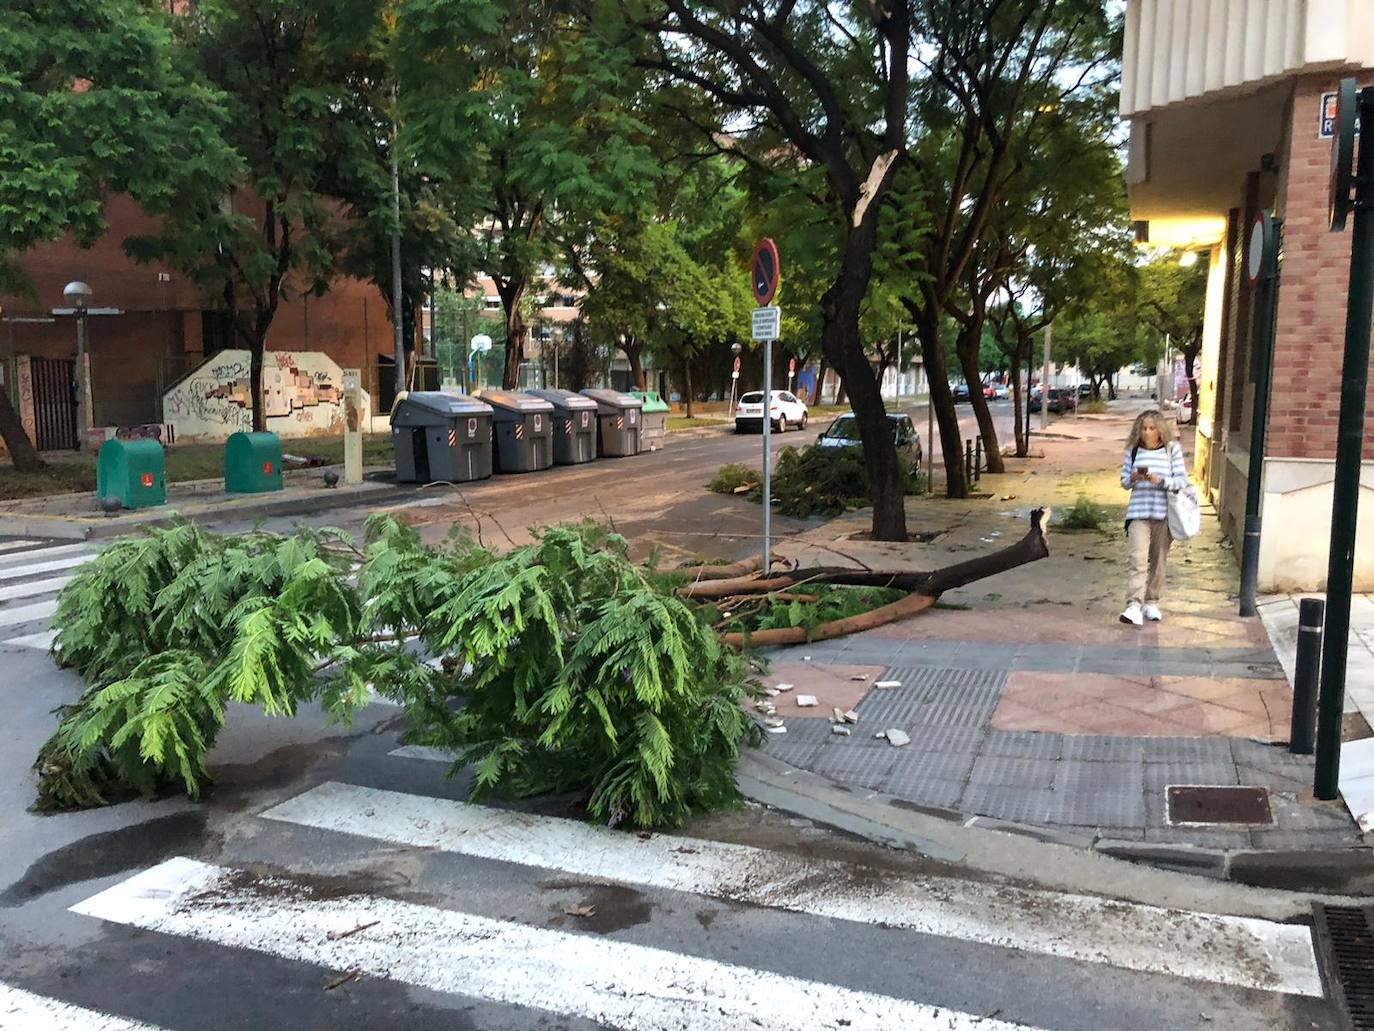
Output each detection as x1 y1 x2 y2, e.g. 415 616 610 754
751 306 780 341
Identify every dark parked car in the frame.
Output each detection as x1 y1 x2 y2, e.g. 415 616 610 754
1029 387 1078 414
952 382 971 402
1078 383 1094 400
818 413 923 472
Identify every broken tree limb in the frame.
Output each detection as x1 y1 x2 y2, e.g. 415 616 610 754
679 574 798 599
674 555 765 581
717 509 1051 648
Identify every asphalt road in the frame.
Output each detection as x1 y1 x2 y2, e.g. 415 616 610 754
0 400 1346 1031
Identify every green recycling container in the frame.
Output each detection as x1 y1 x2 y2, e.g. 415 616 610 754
630 390 669 452
96 439 166 509
224 431 284 494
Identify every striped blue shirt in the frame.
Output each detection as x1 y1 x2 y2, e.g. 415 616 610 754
1121 442 1187 522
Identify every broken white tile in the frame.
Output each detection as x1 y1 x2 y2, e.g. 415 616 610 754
885 729 911 748
775 683 795 693
831 707 846 723
874 731 888 740
841 710 858 724
765 688 780 697
764 717 784 728
795 695 819 708
766 725 787 735
831 725 851 737
874 680 901 689
850 674 869 682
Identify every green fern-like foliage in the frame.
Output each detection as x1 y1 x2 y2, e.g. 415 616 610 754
384 522 763 829
36 523 364 810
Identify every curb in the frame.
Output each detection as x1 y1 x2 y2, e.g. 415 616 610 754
0 482 417 541
738 750 1374 898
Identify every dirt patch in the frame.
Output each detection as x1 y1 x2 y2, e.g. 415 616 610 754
540 878 655 933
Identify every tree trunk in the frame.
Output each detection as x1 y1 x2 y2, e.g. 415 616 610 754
565 319 592 391
956 323 1005 474
683 360 694 418
499 280 526 390
1009 349 1026 458
911 306 967 498
249 335 266 433
812 356 828 405
820 231 905 541
0 387 44 471
622 337 646 391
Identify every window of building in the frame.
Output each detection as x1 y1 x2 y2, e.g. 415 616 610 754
484 296 501 310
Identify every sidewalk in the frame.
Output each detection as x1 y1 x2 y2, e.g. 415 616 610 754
749 405 1371 884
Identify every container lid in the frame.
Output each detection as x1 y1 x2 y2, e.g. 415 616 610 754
477 389 555 413
628 390 669 412
580 388 644 410
400 391 492 416
527 388 597 411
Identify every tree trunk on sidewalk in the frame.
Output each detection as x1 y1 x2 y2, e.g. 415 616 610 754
682 361 694 418
1009 350 1025 458
956 324 1005 474
811 356 828 405
622 336 646 391
0 388 44 471
911 305 968 498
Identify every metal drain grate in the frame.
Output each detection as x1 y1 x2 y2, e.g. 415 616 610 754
1314 904 1374 1030
1165 785 1273 825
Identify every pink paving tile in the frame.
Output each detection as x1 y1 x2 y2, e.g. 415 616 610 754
762 663 884 719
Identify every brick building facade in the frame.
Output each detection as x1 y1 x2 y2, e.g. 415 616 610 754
1 194 397 448
1123 0 1374 591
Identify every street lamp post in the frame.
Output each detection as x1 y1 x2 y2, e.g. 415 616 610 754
63 281 92 451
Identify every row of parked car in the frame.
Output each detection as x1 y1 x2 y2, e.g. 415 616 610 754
734 390 924 473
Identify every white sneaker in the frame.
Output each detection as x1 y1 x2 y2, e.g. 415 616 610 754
1119 603 1143 626
1143 604 1163 622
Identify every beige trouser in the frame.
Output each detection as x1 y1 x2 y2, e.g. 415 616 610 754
1126 518 1171 607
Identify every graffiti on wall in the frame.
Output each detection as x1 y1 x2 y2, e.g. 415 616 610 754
163 350 371 441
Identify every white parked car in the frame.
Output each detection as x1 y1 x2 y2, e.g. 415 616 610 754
735 390 809 433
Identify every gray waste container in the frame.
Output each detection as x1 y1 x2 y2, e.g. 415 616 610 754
580 389 643 457
391 392 493 483
481 390 555 473
528 389 598 465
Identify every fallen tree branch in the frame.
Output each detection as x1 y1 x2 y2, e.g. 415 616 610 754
715 509 1051 647
676 555 765 581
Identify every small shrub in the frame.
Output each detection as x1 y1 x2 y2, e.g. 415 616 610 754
1079 399 1108 415
708 463 759 495
1058 495 1109 531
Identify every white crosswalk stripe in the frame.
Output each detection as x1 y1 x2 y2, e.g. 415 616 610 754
72 857 1046 1031
0 980 170 1030
263 781 1323 998
0 543 93 651
0 574 74 602
0 553 91 583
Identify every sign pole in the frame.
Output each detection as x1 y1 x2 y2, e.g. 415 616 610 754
1315 81 1374 801
751 238 781 575
762 337 772 573
1040 322 1052 431
1239 213 1282 617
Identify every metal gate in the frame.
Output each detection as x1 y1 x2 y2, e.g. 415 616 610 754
30 356 77 451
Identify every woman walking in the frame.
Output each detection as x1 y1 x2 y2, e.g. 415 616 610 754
1119 410 1188 626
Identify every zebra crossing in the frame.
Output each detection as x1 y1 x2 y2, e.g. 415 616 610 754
0 539 95 654
0 765 1328 1030
0 533 1337 1030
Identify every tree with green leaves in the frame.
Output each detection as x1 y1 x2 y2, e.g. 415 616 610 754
601 0 914 540
0 0 234 469
1137 254 1208 423
124 0 394 432
396 0 660 390
892 0 1119 496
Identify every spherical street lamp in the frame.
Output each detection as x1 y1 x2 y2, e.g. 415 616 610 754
63 281 93 450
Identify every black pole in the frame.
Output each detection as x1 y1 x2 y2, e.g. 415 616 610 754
1291 598 1324 755
1238 220 1282 617
974 436 983 482
965 439 973 483
1315 87 1374 801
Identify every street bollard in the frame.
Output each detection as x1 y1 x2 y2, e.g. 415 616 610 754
965 439 973 484
1292 598 1325 755
974 436 983 482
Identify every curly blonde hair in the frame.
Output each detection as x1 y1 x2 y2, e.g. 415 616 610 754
1125 409 1174 451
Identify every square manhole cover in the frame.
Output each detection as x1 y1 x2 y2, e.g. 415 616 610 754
1166 785 1274 826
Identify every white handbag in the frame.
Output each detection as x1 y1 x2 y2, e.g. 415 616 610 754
1167 445 1201 541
